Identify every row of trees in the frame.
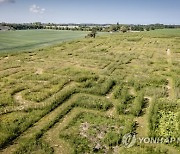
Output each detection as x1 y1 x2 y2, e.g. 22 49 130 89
106 23 178 32
1 22 44 30
1 22 180 32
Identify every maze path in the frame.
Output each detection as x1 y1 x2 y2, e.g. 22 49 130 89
166 77 175 100
166 49 175 100
0 86 77 153
0 68 22 79
0 81 74 115
106 85 118 117
0 31 179 154
0 91 112 153
43 108 103 154
135 97 152 137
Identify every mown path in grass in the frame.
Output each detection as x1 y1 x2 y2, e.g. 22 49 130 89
0 29 179 154
167 77 175 100
166 49 175 100
134 97 151 137
0 81 73 115
163 48 180 154
1 89 112 153
43 108 103 154
105 85 118 117
135 96 180 154
134 48 179 153
0 83 77 154
128 87 150 137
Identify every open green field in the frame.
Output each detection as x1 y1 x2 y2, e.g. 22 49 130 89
0 30 88 53
0 29 180 154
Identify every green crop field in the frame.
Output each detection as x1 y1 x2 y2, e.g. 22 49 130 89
0 29 180 154
0 30 88 53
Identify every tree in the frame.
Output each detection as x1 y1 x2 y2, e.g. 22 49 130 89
146 27 150 31
120 26 127 33
86 28 97 38
109 25 119 32
151 27 155 30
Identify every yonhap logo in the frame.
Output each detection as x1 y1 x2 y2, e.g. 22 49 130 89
122 133 180 148
122 133 136 148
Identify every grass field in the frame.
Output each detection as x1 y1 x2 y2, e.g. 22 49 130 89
0 30 88 53
0 29 180 154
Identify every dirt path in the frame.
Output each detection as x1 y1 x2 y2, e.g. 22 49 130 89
167 48 171 56
35 68 43 75
106 86 117 117
14 92 34 105
167 77 175 100
166 49 175 100
167 48 172 69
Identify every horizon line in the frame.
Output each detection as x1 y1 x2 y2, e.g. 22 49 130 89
1 22 180 26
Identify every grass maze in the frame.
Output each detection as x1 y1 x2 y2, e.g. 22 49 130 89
0 29 180 153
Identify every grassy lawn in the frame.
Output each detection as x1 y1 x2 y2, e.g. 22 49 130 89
0 29 179 154
0 30 88 53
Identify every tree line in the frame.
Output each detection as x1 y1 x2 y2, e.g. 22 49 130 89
1 22 180 32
